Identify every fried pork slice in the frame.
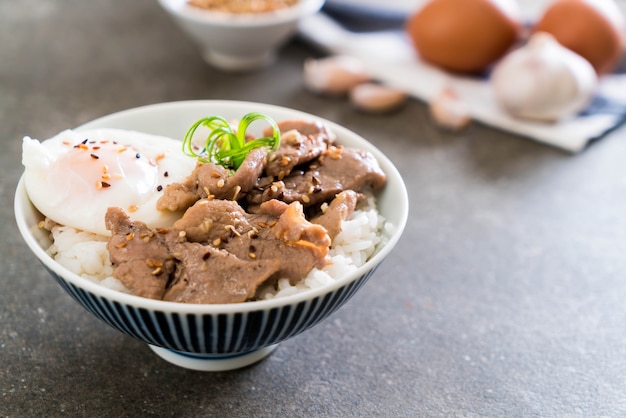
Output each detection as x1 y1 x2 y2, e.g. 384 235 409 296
157 147 267 212
172 198 331 283
311 190 358 240
163 243 280 304
105 207 176 300
263 119 334 178
248 146 386 208
259 199 331 267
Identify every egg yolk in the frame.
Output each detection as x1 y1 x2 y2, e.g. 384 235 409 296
48 139 159 209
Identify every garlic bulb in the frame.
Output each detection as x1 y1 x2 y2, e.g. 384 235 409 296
303 55 371 95
349 83 408 113
491 32 598 122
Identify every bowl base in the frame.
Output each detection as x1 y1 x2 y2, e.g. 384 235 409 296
202 49 276 72
148 344 278 371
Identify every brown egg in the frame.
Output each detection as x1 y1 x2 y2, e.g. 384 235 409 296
533 0 625 74
405 0 522 74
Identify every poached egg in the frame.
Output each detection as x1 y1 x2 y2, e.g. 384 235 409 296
22 128 197 236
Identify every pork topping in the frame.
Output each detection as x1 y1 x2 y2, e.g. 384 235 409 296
106 197 332 303
107 117 387 304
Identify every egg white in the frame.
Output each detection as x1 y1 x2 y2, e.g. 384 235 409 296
22 128 197 236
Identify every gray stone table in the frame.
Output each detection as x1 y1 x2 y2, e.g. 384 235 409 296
2 1 626 416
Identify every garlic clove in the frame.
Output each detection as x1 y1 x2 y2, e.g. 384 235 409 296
491 32 598 122
349 83 408 113
303 55 371 95
429 87 471 131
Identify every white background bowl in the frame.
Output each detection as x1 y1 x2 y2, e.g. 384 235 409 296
158 0 326 71
15 100 408 371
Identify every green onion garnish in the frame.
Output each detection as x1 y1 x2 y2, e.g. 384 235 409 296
182 112 281 170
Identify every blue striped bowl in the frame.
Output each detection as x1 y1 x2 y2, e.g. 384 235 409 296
14 100 408 371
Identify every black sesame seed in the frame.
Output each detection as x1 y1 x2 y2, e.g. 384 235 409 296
101 182 111 188
90 154 99 159
164 171 169 177
135 153 141 159
157 185 163 192
81 139 88 144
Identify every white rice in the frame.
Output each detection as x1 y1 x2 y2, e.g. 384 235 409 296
45 224 132 294
43 197 391 301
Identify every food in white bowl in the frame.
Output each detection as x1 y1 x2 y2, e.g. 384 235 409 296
15 100 408 371
187 0 298 13
157 0 326 71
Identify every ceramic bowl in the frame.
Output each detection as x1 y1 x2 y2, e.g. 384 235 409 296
157 0 326 71
14 100 408 371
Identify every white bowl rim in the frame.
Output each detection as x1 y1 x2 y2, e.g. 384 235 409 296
157 0 326 27
15 99 408 315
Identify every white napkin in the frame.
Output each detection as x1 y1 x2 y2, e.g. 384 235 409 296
298 13 626 153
